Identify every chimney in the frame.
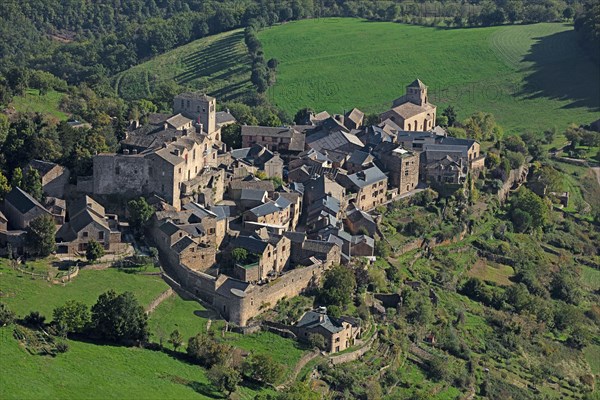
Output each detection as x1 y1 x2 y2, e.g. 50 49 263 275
182 129 188 136
174 149 180 156
163 122 168 130
199 123 204 133
162 143 168 149
221 143 227 152
171 136 177 142
123 149 130 155
132 149 138 155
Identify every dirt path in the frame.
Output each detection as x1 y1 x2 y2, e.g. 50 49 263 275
592 167 600 186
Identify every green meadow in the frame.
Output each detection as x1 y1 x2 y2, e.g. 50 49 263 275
258 19 600 133
10 89 68 120
113 29 253 102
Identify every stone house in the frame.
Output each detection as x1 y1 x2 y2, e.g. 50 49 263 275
25 160 70 198
228 179 274 201
229 234 291 283
372 142 420 195
336 166 388 211
243 195 295 230
4 187 53 230
343 108 365 130
328 230 375 259
344 150 374 174
173 92 220 141
241 126 305 154
230 144 284 179
55 196 122 254
344 207 377 236
284 232 342 267
380 79 437 132
425 155 467 185
306 130 364 157
171 236 217 273
294 309 361 353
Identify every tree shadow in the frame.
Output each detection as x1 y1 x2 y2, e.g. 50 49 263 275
186 381 224 398
517 29 600 111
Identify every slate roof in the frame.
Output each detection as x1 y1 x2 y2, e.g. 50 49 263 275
166 113 192 129
210 205 232 220
345 108 364 126
346 207 375 224
230 179 274 192
171 236 196 253
240 189 268 202
28 159 59 176
387 101 435 119
306 130 364 153
215 111 236 126
176 92 215 101
408 79 427 88
159 221 181 236
248 195 292 218
296 311 344 334
5 187 48 215
347 150 373 166
345 166 387 189
183 202 218 219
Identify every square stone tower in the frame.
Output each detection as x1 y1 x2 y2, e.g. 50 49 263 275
405 79 428 106
173 92 216 134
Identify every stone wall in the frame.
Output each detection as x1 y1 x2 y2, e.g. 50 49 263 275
496 164 528 203
329 332 378 365
93 154 149 197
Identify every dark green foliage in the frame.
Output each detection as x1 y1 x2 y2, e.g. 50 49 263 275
221 123 241 150
127 197 153 233
207 363 241 395
186 332 231 368
293 108 313 125
85 239 105 261
442 106 457 126
575 1 600 63
0 302 16 327
319 265 357 308
509 187 549 231
23 168 43 202
23 311 46 328
53 300 90 335
26 214 56 257
168 329 184 351
550 268 582 305
90 290 148 343
307 333 326 351
242 353 284 384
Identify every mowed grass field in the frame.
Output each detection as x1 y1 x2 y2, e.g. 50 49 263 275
10 89 68 120
0 260 168 318
258 19 600 133
114 29 253 102
0 259 274 399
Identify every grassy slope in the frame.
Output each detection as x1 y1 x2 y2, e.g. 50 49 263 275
148 295 307 376
10 89 68 120
0 260 168 318
114 29 253 102
258 19 600 133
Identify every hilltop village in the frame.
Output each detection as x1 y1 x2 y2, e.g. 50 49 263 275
1 80 485 331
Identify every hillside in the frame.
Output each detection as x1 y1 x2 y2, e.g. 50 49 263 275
113 29 253 103
258 19 600 133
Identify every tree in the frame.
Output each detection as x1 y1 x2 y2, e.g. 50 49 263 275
127 197 153 233
91 290 148 343
207 363 241 396
267 58 279 69
0 171 10 201
243 354 284 384
187 333 231 367
320 265 357 308
308 333 326 351
511 209 532 233
277 382 321 400
436 115 448 127
10 167 23 188
221 123 241 150
0 303 15 327
442 106 457 126
509 187 549 231
169 329 184 351
293 108 314 125
232 248 248 264
26 214 56 256
53 300 90 334
425 356 450 382
86 239 105 261
23 311 46 328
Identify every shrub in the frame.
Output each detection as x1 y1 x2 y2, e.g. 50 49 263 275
0 302 15 327
23 311 46 328
56 341 69 353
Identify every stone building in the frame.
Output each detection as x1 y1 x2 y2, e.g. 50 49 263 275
229 234 291 283
55 196 122 254
173 92 219 140
25 160 70 198
230 144 284 179
336 166 388 211
372 142 420 195
243 195 295 231
4 187 53 230
294 309 361 353
425 156 467 185
241 126 306 154
380 79 437 132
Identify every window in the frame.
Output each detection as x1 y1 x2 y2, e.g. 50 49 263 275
83 232 88 238
208 228 215 235
187 100 190 108
115 167 120 175
178 168 182 173
98 231 104 240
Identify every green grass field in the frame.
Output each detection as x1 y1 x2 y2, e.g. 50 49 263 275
114 29 253 102
258 19 600 133
468 259 515 286
0 260 168 318
0 326 270 400
10 89 68 120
